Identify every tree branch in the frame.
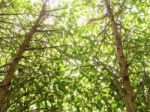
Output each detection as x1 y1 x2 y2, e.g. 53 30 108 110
0 2 46 111
104 0 137 112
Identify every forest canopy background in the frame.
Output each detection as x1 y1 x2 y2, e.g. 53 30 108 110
0 0 150 111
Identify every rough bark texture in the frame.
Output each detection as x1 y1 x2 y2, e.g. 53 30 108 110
0 2 46 112
104 0 137 112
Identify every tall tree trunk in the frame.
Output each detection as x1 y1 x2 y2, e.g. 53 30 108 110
104 0 137 112
0 2 46 112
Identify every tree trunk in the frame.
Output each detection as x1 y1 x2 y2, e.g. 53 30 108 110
104 0 137 112
0 2 46 111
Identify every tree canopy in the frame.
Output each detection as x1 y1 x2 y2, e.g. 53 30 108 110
0 0 150 111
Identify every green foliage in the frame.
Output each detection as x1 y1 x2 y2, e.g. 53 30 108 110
0 0 150 111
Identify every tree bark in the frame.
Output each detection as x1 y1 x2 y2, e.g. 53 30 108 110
0 2 46 112
104 1 137 112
